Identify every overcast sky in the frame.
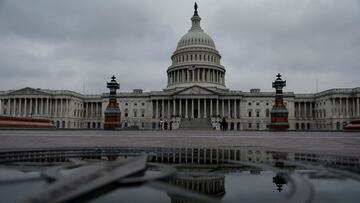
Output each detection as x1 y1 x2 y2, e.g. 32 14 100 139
0 0 359 94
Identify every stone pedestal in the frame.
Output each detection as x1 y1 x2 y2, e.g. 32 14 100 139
344 119 360 131
104 103 121 129
0 116 55 128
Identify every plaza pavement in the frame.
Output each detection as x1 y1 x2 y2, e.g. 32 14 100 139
0 130 359 156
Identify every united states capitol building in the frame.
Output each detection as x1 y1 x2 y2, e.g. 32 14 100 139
0 5 359 131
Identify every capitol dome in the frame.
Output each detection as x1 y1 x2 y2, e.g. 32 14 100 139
176 23 216 50
166 3 226 91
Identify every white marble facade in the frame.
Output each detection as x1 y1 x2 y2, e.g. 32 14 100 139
0 8 359 130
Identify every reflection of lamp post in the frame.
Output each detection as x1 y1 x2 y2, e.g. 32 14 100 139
273 173 287 192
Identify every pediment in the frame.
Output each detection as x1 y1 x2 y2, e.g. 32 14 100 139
9 87 50 95
174 85 217 96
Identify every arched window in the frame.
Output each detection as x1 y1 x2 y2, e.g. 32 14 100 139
125 108 128 117
266 109 270 117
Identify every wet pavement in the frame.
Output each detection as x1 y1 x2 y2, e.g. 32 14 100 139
0 130 359 156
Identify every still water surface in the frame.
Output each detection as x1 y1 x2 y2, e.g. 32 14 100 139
1 146 360 203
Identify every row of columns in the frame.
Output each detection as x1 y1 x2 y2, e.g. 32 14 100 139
168 68 224 85
84 102 102 119
295 101 314 119
331 97 360 118
0 98 71 118
0 98 104 120
152 98 241 119
295 97 360 119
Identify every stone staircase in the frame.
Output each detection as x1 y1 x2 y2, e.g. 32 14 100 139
178 118 212 130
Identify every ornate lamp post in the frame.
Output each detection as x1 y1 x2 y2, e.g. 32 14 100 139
268 73 289 130
104 75 121 129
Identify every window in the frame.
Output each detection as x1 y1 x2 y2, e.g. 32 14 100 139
142 103 145 106
266 102 269 106
256 111 260 117
248 111 252 117
248 102 252 106
256 102 259 106
248 123 252 128
266 109 270 117
134 110 137 117
134 103 137 106
256 123 260 128
125 103 128 106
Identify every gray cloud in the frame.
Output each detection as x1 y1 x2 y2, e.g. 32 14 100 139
0 0 359 94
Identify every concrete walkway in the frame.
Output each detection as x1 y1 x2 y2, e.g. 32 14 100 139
0 130 359 156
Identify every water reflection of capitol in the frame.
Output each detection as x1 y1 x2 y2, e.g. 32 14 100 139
168 175 225 203
2 147 359 168
146 147 359 168
2 146 359 201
